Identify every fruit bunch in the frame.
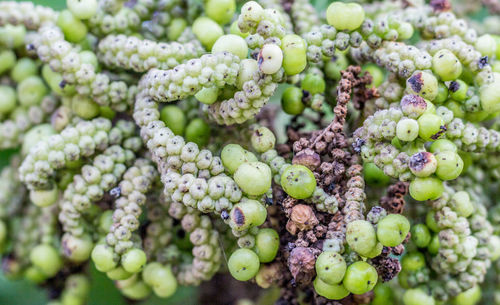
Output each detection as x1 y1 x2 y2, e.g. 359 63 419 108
1 0 500 304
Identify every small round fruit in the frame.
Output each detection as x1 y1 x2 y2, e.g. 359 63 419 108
377 214 410 247
280 165 316 199
409 177 444 201
234 162 272 196
254 228 279 263
315 252 346 285
228 249 260 281
346 220 377 257
343 261 378 295
313 277 349 300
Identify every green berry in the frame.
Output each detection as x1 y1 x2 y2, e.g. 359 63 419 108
221 144 257 175
120 280 151 300
160 105 186 136
281 34 307 76
315 252 346 285
301 73 325 95
427 234 440 255
450 191 474 217
24 266 47 284
11 58 38 83
401 252 426 272
280 165 316 199
195 87 219 105
429 139 457 153
122 249 147 274
371 283 394 305
325 53 348 80
313 277 349 300
480 74 500 112
411 224 431 248
409 152 437 177
326 2 365 31
346 220 377 257
450 80 468 101
406 71 438 101
403 289 435 305
254 228 279 263
396 118 419 142
17 76 48 107
343 261 378 295
228 249 260 281
22 124 55 155
230 199 267 231
475 34 497 57
30 244 63 277
212 34 248 59
107 267 132 280
0 25 25 48
0 50 16 74
409 177 444 201
57 10 88 43
281 86 305 115
432 50 462 81
251 126 275 153
67 0 98 19
62 233 93 263
205 0 236 24
435 151 463 180
72 95 100 119
185 118 210 147
376 214 410 247
234 162 271 196
434 82 449 104
167 18 188 41
417 113 445 141
363 162 390 186
29 186 58 208
192 17 224 50
230 20 248 38
452 286 481 305
91 244 117 272
0 85 16 115
362 64 385 87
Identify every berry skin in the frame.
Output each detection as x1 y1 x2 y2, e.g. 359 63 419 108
234 162 272 196
122 249 147 274
376 214 410 247
435 151 463 181
30 244 63 277
185 118 211 147
396 118 419 142
409 177 444 201
280 165 316 199
0 85 17 115
342 261 378 295
254 228 279 263
326 2 365 31
363 162 390 186
315 252 346 285
432 50 462 81
346 220 377 257
221 144 257 175
409 152 437 177
401 252 426 272
258 44 283 74
406 71 438 101
251 126 276 153
281 86 305 115
417 113 445 141
229 199 267 231
313 277 350 300
281 34 307 75
212 34 248 60
66 0 98 19
228 249 260 281
403 288 435 305
411 224 431 248
301 73 325 95
160 105 186 136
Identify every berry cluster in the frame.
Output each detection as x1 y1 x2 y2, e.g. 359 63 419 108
0 0 500 304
